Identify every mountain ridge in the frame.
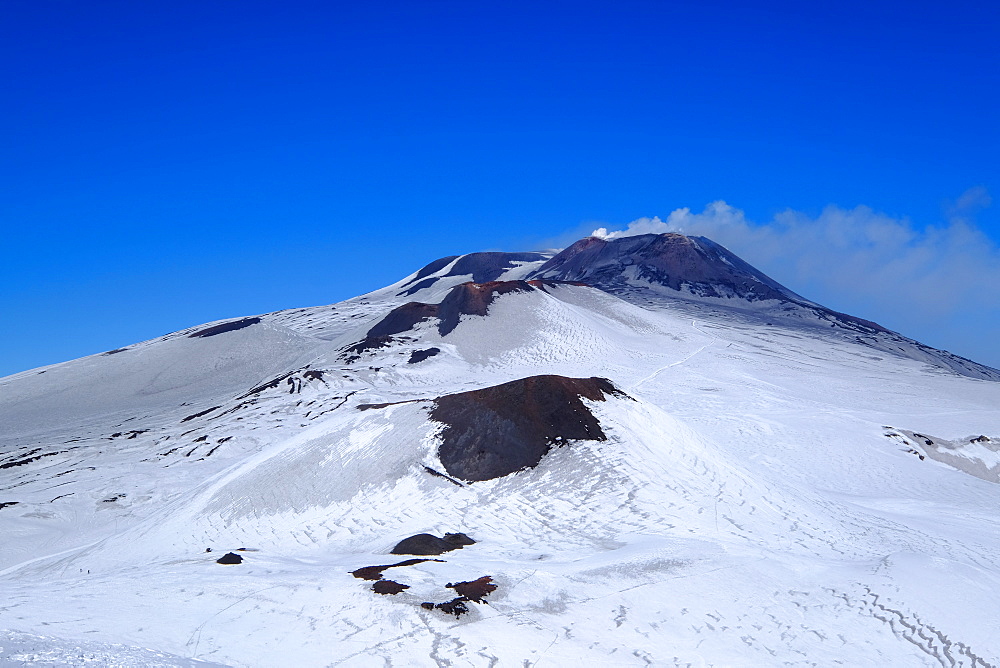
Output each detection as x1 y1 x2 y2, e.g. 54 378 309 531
381 232 998 381
2 231 999 666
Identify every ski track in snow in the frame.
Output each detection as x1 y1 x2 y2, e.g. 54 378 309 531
629 319 720 391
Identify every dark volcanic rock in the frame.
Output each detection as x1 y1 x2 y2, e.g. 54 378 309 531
407 255 460 284
447 576 497 602
236 370 298 400
356 398 430 411
342 335 396 357
408 348 441 364
423 466 464 486
350 558 445 581
431 375 625 482
434 597 470 617
435 281 534 335
434 280 587 336
352 280 587 349
527 234 900 339
181 406 221 422
372 580 410 595
443 532 475 546
368 302 441 338
390 532 475 556
396 251 551 296
216 552 243 565
341 302 440 358
0 450 65 469
448 252 551 284
422 577 495 617
189 317 261 338
530 234 797 302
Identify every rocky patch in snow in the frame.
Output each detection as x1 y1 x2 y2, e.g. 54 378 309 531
347 280 594 358
530 233 796 302
421 577 498 618
350 558 445 581
390 532 475 556
352 543 494 617
396 251 551 296
408 347 440 364
431 375 628 482
446 576 497 602
885 428 1000 482
372 580 409 595
187 317 261 338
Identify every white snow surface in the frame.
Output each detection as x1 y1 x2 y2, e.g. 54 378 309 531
2 277 1000 667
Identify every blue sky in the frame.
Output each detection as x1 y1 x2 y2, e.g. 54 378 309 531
2 0 998 377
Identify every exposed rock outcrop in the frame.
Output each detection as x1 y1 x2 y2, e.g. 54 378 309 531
390 532 475 556
189 318 261 338
345 280 590 358
396 251 552 296
431 375 627 482
529 234 798 302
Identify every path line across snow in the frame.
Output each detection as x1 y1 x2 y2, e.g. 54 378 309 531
629 319 719 391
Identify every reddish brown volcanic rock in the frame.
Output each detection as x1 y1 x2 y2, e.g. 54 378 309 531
430 375 627 482
372 580 410 595
350 558 444 581
531 233 797 302
390 532 476 556
447 576 497 603
367 302 441 338
435 281 535 335
351 280 593 354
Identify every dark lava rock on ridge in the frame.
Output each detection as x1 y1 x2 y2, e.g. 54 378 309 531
347 280 591 357
367 302 441 339
435 280 535 335
431 375 627 482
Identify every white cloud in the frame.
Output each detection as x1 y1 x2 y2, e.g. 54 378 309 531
589 191 1000 365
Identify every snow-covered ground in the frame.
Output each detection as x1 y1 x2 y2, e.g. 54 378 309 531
2 251 999 666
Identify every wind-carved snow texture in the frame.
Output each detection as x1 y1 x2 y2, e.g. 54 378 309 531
0 630 229 667
2 232 1000 666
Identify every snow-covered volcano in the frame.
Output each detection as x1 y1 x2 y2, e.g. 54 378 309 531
2 234 1000 666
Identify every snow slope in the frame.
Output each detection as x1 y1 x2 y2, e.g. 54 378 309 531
2 236 999 667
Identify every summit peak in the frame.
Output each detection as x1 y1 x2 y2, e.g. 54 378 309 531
528 232 796 303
